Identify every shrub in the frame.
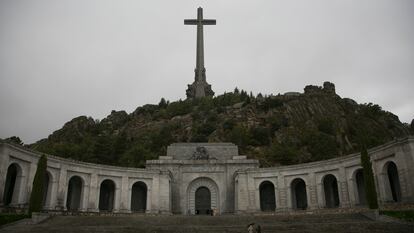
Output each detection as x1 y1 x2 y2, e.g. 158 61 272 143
29 154 47 214
360 146 379 209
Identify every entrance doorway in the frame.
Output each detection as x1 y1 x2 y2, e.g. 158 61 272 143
99 179 115 211
66 176 83 211
259 181 276 211
131 181 147 212
386 162 401 202
323 174 340 208
195 187 211 215
291 178 308 210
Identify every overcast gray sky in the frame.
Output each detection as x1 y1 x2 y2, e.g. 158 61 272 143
0 0 413 144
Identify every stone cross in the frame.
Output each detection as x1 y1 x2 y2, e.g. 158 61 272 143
184 7 215 98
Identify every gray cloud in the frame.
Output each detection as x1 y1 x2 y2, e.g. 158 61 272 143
1 0 413 143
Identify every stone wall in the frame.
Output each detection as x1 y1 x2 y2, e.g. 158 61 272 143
234 137 414 213
0 143 171 214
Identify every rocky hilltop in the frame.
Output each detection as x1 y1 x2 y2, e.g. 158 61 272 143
29 82 413 167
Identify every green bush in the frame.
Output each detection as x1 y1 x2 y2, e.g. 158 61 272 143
0 214 30 226
380 210 414 222
29 154 47 214
361 146 379 209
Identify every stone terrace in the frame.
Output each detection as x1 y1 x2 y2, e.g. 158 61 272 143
1 213 413 233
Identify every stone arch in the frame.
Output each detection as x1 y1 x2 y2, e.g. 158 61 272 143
384 161 401 202
322 174 340 208
42 171 53 208
99 179 116 211
187 177 219 215
131 181 147 212
291 178 307 210
3 163 23 205
66 176 83 211
353 168 366 205
259 181 276 211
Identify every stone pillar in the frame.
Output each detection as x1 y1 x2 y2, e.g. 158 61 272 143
276 175 287 212
347 174 357 207
113 180 121 212
338 167 350 208
81 178 90 212
0 145 9 206
87 173 99 212
246 174 256 212
119 176 129 213
308 174 318 209
395 149 413 202
56 166 67 210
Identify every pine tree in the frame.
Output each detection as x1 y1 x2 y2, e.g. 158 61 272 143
29 154 47 214
360 146 379 209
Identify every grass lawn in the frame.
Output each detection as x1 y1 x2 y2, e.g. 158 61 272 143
0 213 30 226
381 210 414 222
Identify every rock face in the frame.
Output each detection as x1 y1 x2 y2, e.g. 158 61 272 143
30 82 411 167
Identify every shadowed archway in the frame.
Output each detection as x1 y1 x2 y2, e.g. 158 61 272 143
259 181 276 211
99 179 115 211
291 178 307 210
195 186 211 215
385 162 401 202
355 169 367 205
323 174 340 208
131 181 147 212
66 176 83 211
3 163 22 205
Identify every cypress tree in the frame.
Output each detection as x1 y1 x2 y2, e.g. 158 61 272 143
29 154 47 214
360 146 379 209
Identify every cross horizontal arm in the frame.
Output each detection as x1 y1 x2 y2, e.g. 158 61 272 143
184 19 216 25
202 19 216 25
184 19 197 25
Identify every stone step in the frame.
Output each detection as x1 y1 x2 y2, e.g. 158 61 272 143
1 214 413 233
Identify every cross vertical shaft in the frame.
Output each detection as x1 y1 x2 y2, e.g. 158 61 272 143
184 7 216 98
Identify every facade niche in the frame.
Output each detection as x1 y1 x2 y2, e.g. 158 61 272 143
195 187 211 215
66 176 83 211
323 174 340 208
386 162 402 202
3 163 21 205
131 181 147 212
291 178 307 210
355 169 367 205
259 181 276 211
99 179 115 211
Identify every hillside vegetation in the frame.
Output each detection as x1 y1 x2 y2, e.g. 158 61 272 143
29 82 412 167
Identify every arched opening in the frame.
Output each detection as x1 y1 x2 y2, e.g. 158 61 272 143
195 186 211 215
187 177 219 215
99 179 115 211
355 169 367 205
386 162 401 202
323 174 340 208
291 178 307 210
66 176 83 211
3 163 21 205
131 181 147 212
42 172 51 208
259 181 276 211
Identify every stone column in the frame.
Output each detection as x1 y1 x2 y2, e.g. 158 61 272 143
87 173 99 212
119 176 129 213
56 166 67 210
308 174 318 209
338 167 350 208
113 180 121 212
0 145 9 206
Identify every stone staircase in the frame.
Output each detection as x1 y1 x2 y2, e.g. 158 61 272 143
1 213 413 233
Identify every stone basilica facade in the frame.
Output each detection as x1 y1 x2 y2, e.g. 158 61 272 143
1 138 414 215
